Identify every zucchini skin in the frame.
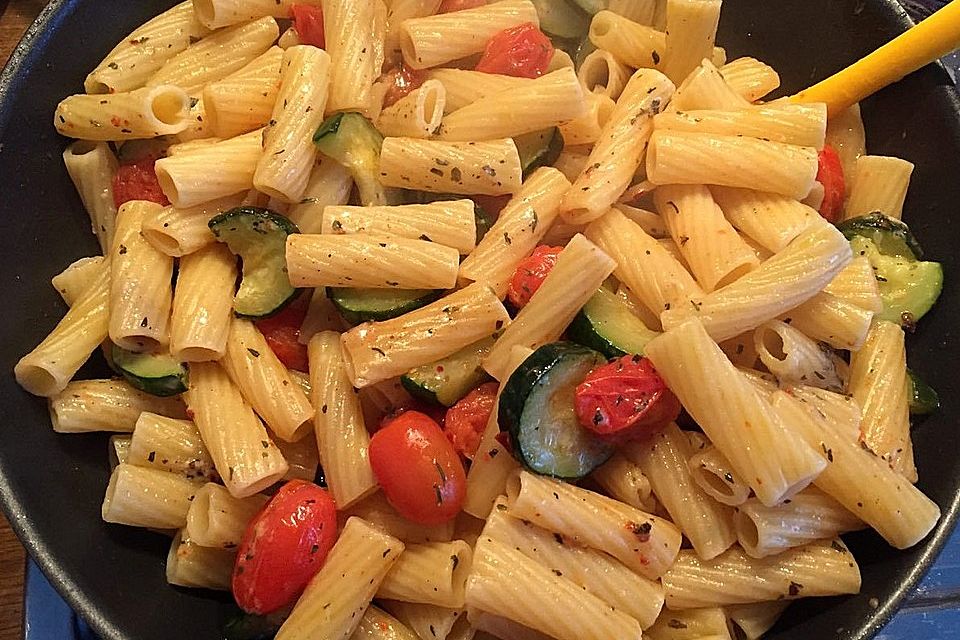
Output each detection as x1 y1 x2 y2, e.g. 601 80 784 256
209 206 302 319
907 368 939 415
111 344 188 397
328 287 442 326
837 212 924 259
499 342 614 479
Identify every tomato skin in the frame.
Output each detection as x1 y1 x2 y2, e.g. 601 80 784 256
438 0 487 12
255 302 309 372
112 156 169 208
232 480 338 615
383 65 429 109
574 356 680 443
507 245 563 309
290 4 325 48
816 144 846 223
475 23 554 78
444 382 498 459
369 411 467 525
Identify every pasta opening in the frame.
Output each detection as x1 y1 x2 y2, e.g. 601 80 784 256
758 327 787 361
733 509 760 550
113 335 162 353
101 467 121 520
15 365 60 398
151 89 190 126
597 94 616 128
185 485 213 542
715 263 755 290
237 471 288 499
589 12 615 40
398 31 423 71
85 80 111 95
66 140 101 157
192 0 217 28
174 346 224 363
420 82 445 134
579 56 612 93
155 166 181 208
693 465 738 499
504 470 522 505
165 530 186 584
448 544 473 603
141 226 183 257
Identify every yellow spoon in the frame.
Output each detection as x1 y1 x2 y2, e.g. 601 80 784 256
791 0 960 116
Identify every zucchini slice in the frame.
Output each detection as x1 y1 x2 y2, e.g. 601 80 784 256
907 368 939 415
838 212 924 259
329 287 441 326
514 128 564 179
499 342 615 479
209 206 301 319
112 344 188 397
568 287 659 358
849 236 942 326
401 336 496 407
530 0 591 38
313 112 388 206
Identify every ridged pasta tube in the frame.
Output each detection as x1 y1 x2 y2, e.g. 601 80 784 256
55 85 191 141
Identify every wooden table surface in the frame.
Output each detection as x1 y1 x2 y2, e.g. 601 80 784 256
0 5 46 640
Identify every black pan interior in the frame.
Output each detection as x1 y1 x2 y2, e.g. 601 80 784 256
0 1 958 639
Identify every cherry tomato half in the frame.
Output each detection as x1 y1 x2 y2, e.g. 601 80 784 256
506 245 563 309
112 156 169 208
290 4 325 48
816 144 845 223
444 382 499 460
232 480 338 615
475 23 554 78
369 411 466 525
255 301 309 372
574 355 681 443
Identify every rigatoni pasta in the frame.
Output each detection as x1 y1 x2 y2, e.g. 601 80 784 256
378 137 523 195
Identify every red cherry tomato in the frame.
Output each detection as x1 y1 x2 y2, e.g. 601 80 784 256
290 4 325 48
475 23 554 78
507 245 563 309
574 355 681 443
816 144 846 223
112 156 169 208
383 64 429 109
255 301 309 372
438 0 488 12
232 480 338 615
369 411 467 525
444 382 498 459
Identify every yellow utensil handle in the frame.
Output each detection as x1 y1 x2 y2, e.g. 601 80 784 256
792 0 960 116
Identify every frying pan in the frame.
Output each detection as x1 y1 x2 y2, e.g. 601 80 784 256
0 1 958 638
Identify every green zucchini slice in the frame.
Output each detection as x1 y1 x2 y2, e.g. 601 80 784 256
849 236 942 326
112 344 188 397
313 112 387 206
401 336 496 407
907 368 939 416
499 342 614 479
529 0 591 38
837 212 924 259
568 287 659 358
328 287 441 326
209 206 301 319
514 128 564 179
